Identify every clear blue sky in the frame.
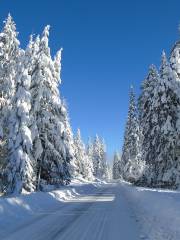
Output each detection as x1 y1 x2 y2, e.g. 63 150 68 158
0 0 180 158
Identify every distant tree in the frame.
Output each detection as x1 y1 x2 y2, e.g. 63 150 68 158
106 163 112 180
59 100 75 179
92 135 108 179
86 138 93 164
112 151 121 179
74 129 93 180
86 138 94 179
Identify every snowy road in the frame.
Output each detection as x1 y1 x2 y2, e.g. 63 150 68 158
2 183 141 240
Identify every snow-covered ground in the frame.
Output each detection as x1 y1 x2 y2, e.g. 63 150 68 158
0 180 180 240
120 181 180 240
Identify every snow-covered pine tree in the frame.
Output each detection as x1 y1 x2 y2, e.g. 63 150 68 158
170 41 180 186
73 129 83 177
106 163 112 180
92 135 102 178
86 138 93 164
138 65 159 185
28 27 71 189
0 14 19 104
86 138 94 179
112 151 121 179
5 52 36 194
99 139 108 179
25 35 41 175
170 40 180 82
74 129 93 180
0 14 20 191
121 86 143 183
0 14 19 138
59 99 76 179
92 135 108 179
151 51 180 187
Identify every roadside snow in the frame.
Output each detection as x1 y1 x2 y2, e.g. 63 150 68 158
120 181 180 240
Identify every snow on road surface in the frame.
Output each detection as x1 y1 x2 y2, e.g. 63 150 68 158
0 181 180 240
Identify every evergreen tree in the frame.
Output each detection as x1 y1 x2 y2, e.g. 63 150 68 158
112 152 121 179
0 14 19 103
121 86 143 182
99 139 108 179
59 100 75 179
92 135 102 178
151 51 180 187
28 27 71 189
0 14 20 140
86 138 94 179
170 41 180 186
74 129 93 180
5 53 35 194
25 35 41 189
86 138 93 165
170 40 180 81
0 14 20 192
106 163 112 180
92 135 108 179
138 65 159 184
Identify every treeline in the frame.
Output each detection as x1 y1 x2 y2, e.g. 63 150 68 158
0 15 110 195
113 40 180 189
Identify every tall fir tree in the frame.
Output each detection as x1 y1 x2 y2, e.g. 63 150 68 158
151 51 180 187
0 15 21 193
0 14 19 103
170 41 180 185
138 65 159 184
0 14 20 144
121 86 143 182
27 27 71 189
5 53 35 194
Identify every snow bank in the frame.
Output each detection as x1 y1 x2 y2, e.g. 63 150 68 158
0 180 102 238
121 182 180 240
